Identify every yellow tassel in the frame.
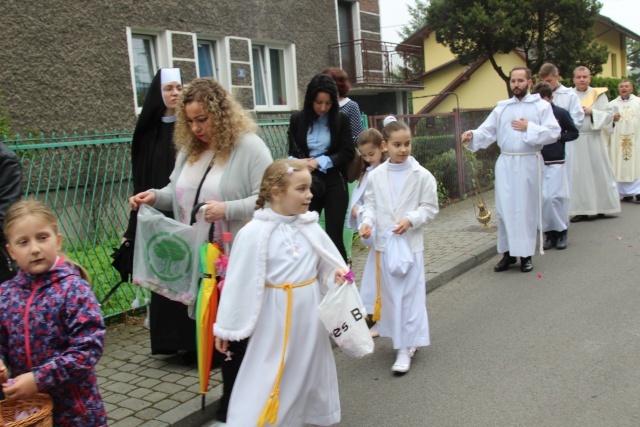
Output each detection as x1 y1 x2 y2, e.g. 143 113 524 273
373 250 382 322
372 296 381 322
257 392 279 427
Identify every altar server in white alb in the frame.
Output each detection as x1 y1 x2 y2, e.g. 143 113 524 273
359 117 439 374
570 66 620 222
214 159 348 427
608 79 640 201
530 81 579 250
462 67 561 273
538 63 584 185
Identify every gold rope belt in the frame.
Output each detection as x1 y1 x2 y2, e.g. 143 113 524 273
257 277 316 427
373 250 382 322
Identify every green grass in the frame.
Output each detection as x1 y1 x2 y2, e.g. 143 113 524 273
65 238 142 319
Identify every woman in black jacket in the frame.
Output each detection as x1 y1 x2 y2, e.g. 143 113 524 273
288 74 355 261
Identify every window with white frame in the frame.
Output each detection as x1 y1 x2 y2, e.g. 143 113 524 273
131 34 158 108
197 40 218 79
252 44 293 110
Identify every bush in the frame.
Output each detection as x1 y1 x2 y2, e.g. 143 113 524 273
437 180 451 207
0 90 12 138
425 149 459 200
414 116 452 135
412 134 455 165
463 149 495 197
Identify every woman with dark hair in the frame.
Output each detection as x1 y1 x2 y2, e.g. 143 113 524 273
322 67 364 143
288 73 355 261
323 66 365 266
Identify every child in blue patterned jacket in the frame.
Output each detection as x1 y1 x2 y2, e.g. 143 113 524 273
0 200 107 426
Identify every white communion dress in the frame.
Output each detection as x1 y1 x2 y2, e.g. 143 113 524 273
215 209 345 426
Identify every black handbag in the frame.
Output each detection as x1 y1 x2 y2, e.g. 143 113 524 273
310 170 326 199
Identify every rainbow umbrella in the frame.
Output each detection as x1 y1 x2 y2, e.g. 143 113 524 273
195 240 222 410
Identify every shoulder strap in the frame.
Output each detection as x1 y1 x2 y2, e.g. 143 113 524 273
189 155 216 241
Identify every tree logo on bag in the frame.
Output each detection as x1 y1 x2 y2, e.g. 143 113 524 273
146 232 192 282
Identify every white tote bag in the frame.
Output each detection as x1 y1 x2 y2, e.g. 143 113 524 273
132 204 206 306
318 281 374 358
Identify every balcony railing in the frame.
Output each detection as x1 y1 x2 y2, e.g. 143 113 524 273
329 39 424 86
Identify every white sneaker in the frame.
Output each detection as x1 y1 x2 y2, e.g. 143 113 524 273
391 347 417 373
369 323 379 338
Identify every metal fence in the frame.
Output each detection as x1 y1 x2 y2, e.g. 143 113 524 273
3 112 491 319
368 109 497 203
3 124 290 319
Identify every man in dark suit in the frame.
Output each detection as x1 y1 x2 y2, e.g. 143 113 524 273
531 81 579 250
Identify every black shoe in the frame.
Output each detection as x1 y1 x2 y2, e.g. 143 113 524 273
570 215 588 223
556 230 568 250
636 194 640 202
622 196 633 202
494 252 517 272
597 213 605 218
520 257 533 272
543 231 558 250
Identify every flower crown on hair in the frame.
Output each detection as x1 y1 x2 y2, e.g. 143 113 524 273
383 115 397 127
285 165 294 174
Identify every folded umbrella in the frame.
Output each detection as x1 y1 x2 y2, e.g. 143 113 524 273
195 237 222 410
103 239 135 305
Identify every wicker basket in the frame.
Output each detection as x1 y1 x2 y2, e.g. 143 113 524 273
0 394 53 427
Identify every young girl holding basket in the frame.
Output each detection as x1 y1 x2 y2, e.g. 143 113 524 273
0 200 106 425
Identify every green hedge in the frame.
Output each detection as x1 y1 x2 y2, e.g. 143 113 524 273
412 134 455 165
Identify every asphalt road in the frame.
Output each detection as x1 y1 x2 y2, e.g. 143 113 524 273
336 202 640 426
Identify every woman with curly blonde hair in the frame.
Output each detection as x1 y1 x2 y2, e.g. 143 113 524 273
129 77 273 423
173 78 258 162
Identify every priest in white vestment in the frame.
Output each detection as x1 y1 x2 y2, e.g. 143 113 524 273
608 79 640 200
570 66 621 221
462 67 560 273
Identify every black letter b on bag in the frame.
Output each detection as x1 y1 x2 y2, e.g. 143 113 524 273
351 308 363 321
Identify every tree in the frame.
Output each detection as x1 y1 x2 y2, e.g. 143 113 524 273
424 0 609 95
154 239 186 275
627 39 640 89
397 0 430 41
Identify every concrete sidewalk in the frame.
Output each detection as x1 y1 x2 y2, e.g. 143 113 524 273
97 191 497 427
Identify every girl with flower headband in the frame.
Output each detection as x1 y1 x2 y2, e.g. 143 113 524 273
346 128 388 337
214 159 349 426
359 116 439 374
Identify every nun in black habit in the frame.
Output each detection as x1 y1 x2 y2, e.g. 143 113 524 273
123 68 196 360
